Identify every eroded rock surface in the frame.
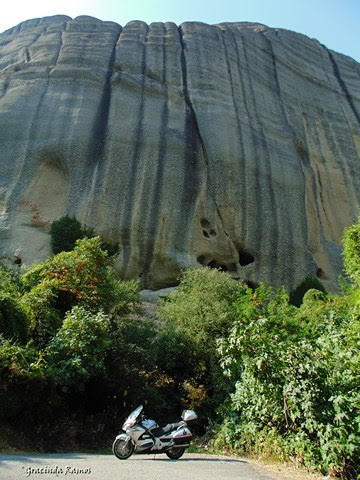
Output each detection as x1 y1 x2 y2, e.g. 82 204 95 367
0 15 359 290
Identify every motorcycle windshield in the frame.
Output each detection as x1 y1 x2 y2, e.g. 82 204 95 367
122 405 143 430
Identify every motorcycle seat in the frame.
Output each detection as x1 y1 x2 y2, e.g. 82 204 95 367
151 421 184 437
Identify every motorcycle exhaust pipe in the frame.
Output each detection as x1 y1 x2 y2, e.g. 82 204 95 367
165 443 190 449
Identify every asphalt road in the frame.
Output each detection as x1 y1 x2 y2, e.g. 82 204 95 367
0 453 276 480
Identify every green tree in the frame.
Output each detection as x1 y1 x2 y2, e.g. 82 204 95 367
216 286 359 477
342 215 360 286
21 237 139 345
158 267 240 349
50 215 94 254
157 267 242 414
289 276 326 307
45 306 112 390
0 267 28 342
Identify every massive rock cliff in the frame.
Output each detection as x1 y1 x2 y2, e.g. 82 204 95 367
0 15 359 290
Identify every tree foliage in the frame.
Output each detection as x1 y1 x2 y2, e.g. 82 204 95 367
158 267 240 350
215 289 359 478
0 217 358 476
0 267 28 342
46 306 112 390
342 215 360 286
50 215 94 254
20 237 138 345
289 275 326 307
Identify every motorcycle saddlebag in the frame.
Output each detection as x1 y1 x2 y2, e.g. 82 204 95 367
173 427 193 445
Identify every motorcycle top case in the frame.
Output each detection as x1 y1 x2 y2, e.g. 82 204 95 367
181 410 198 424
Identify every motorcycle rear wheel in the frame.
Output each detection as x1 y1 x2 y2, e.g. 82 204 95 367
112 438 134 460
165 447 185 459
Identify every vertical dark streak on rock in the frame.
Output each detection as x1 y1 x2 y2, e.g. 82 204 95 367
221 29 246 254
261 31 294 286
315 43 349 180
175 25 208 255
314 44 360 232
14 32 42 70
83 26 122 223
0 77 10 99
261 32 290 130
301 112 328 249
142 24 169 277
237 32 266 272
121 24 149 273
318 44 360 206
25 48 31 62
86 27 122 171
178 26 209 167
49 29 64 74
315 164 330 224
5 24 62 205
230 30 249 240
326 48 360 124
246 32 279 282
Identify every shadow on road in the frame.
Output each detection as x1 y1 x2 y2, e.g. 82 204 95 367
0 453 93 463
140 457 247 463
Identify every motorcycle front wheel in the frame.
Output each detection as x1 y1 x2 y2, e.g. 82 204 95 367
165 447 185 459
112 437 134 460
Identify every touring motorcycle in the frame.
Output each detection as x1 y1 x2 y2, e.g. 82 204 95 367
112 405 198 460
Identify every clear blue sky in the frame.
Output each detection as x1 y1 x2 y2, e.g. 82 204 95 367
1 0 359 62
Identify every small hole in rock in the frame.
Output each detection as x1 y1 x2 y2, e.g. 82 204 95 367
209 229 217 237
244 280 258 290
14 257 22 266
239 249 255 266
316 268 326 279
197 255 207 266
200 218 211 229
207 260 217 268
206 259 228 272
203 230 210 239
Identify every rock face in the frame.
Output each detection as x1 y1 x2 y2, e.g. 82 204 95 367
0 15 359 290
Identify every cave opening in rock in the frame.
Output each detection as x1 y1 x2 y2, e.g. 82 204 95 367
197 255 229 272
200 218 211 229
238 248 255 266
197 255 206 265
201 218 217 239
316 268 326 279
244 280 259 290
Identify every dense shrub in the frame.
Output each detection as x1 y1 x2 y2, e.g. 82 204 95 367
0 217 358 471
50 215 94 254
20 237 137 345
216 289 359 478
158 267 240 350
0 238 141 448
342 215 360 286
157 268 243 414
0 267 28 342
214 219 360 478
289 276 326 307
46 306 112 390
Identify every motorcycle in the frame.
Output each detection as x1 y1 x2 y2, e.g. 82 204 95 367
112 405 198 460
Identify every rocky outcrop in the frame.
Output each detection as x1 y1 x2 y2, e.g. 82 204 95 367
0 15 359 290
